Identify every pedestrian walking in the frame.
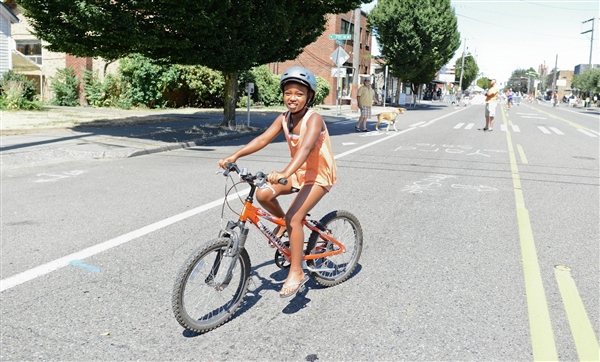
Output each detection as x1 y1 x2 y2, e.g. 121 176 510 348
483 78 499 132
506 88 514 109
355 77 380 132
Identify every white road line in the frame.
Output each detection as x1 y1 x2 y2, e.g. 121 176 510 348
549 127 564 135
588 130 600 135
512 125 521 132
1 108 466 292
0 193 247 292
577 129 598 137
517 113 538 115
454 123 465 129
501 124 507 132
465 123 475 129
521 116 547 119
538 126 552 134
410 121 426 127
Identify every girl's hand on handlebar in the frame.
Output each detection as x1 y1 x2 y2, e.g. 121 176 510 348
218 156 237 169
267 171 287 185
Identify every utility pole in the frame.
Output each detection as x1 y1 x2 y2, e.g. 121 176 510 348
351 7 361 112
581 18 595 69
552 54 558 96
458 38 466 96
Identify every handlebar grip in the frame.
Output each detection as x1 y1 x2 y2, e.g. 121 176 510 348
278 178 288 185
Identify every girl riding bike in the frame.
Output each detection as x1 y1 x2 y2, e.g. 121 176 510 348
218 66 337 298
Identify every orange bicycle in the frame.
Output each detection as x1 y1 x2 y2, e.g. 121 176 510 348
172 162 363 333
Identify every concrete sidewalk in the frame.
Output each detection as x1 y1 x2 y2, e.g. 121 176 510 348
0 105 362 169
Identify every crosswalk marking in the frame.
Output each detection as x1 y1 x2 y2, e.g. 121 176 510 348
577 129 598 138
410 121 426 127
549 127 564 135
448 123 597 136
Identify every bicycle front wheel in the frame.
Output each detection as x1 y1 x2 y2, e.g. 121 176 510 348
306 210 363 287
172 238 251 333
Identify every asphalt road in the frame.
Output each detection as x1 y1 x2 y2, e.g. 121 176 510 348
1 102 598 361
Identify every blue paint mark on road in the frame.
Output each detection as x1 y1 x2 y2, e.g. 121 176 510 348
69 260 101 273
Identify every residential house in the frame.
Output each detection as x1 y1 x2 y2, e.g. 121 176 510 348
0 1 18 74
5 0 117 102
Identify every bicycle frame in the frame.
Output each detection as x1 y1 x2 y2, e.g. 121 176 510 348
238 198 346 262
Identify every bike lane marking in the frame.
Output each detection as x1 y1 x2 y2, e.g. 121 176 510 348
501 106 559 360
0 107 468 293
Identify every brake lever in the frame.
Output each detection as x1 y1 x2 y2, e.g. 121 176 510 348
255 174 276 194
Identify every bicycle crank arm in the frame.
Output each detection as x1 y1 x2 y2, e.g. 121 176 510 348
303 261 335 273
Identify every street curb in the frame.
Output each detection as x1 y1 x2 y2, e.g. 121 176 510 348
126 130 263 158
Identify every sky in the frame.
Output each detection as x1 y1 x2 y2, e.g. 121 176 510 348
361 0 599 85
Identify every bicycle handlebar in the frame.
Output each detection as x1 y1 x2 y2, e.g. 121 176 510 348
223 162 287 185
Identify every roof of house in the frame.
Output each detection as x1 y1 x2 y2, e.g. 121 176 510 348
0 2 19 23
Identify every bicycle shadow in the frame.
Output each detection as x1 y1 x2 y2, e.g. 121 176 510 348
181 260 362 337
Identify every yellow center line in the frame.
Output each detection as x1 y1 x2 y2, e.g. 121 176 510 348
501 107 559 360
554 265 600 361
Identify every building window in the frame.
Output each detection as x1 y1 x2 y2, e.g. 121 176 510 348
341 20 354 36
365 30 370 50
16 40 42 65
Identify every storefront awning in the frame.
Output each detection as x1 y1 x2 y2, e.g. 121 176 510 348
11 50 42 72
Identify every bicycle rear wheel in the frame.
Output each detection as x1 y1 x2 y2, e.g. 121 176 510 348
306 210 363 287
172 238 251 333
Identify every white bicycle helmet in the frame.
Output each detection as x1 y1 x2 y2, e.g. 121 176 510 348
280 66 317 106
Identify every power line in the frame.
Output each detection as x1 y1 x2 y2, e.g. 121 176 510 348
456 13 588 40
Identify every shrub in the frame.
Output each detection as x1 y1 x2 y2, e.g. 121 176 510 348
82 70 106 107
50 67 79 106
0 70 37 101
178 65 225 108
249 65 282 107
119 55 180 108
0 80 43 110
314 76 330 106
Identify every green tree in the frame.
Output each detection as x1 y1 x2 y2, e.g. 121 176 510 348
19 0 366 127
507 68 537 93
571 68 600 96
368 0 460 94
477 77 490 89
455 53 479 91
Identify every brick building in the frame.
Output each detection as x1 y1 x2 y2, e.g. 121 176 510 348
547 69 574 101
269 10 371 106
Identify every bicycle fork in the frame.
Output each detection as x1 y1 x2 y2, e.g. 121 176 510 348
206 221 249 291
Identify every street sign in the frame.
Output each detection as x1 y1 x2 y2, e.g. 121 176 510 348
331 67 347 78
329 46 350 68
329 34 352 40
